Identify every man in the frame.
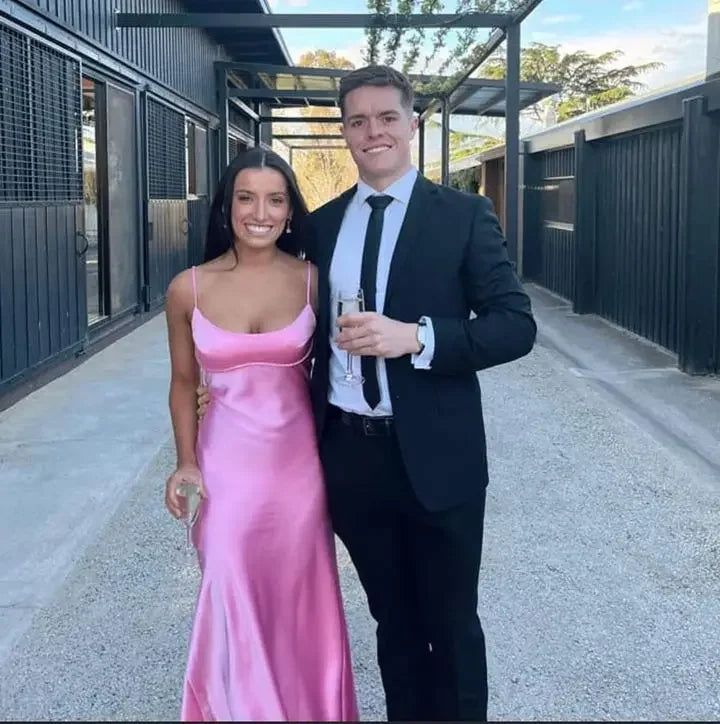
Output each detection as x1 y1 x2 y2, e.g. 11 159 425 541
202 65 535 721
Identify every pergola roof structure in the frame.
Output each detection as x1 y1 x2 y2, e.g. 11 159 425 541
226 62 558 126
116 0 553 260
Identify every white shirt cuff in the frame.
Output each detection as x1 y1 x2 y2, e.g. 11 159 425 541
411 317 435 370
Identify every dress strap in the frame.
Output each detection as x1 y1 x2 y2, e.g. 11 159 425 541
191 266 198 309
305 261 312 305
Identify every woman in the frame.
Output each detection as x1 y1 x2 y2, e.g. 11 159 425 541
164 148 358 722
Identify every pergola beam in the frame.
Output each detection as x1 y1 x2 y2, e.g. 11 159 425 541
274 135 345 140
261 116 342 123
229 89 338 100
229 88 437 104
504 22 521 265
286 146 349 151
115 12 514 29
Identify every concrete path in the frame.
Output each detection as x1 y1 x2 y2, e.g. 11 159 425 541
0 285 718 721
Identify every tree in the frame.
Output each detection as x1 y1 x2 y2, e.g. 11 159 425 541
482 43 662 123
363 0 519 90
276 50 358 210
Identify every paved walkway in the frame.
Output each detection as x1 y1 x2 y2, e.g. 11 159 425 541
0 285 719 721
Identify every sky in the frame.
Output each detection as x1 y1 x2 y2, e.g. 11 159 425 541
267 0 709 93
266 0 710 161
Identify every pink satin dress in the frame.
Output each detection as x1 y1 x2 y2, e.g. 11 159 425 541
180 264 358 722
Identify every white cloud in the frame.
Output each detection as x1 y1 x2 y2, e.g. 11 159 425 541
622 1 645 10
541 14 582 26
268 0 310 8
528 30 559 43
557 17 707 91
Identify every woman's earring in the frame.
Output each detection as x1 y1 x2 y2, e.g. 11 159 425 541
285 217 292 234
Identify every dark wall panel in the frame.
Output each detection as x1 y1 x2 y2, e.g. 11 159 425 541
46 205 61 356
11 208 28 374
524 146 577 301
23 208 40 366
188 198 209 268
0 210 16 380
0 203 85 385
147 199 187 305
23 0 228 111
595 123 682 352
541 225 575 302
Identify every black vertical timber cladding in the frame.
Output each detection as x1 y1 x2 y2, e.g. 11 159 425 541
0 209 15 380
526 146 576 300
147 199 187 305
188 197 209 267
0 201 84 385
678 97 720 374
573 130 597 314
22 0 226 111
595 123 683 352
521 145 542 281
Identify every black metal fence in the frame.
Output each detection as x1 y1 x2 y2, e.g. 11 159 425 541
520 78 720 375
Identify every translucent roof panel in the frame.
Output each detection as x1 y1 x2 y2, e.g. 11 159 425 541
256 72 342 93
229 64 559 119
450 80 560 116
276 138 349 150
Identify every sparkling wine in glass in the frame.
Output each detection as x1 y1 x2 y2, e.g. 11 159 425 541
176 480 201 550
336 288 365 385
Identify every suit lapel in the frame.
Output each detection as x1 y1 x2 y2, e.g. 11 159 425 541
384 174 434 310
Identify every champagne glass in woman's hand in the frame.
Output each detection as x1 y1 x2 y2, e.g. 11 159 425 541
165 464 205 549
335 288 365 384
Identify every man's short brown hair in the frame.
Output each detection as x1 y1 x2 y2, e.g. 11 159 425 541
338 65 415 118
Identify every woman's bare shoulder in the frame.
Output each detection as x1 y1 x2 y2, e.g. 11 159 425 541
166 268 194 307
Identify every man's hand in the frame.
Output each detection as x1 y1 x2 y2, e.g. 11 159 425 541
336 312 420 358
197 385 210 419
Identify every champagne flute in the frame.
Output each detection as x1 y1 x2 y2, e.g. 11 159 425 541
335 288 365 385
176 480 201 550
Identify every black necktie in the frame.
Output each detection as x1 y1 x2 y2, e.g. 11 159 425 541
360 194 393 410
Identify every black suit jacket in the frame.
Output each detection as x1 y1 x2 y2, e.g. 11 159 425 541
304 174 536 511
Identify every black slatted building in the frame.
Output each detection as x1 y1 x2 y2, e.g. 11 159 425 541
0 0 290 403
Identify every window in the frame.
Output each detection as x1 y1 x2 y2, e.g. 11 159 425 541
147 98 186 199
0 23 82 203
186 121 208 197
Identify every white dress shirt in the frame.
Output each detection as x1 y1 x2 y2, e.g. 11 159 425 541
328 166 435 416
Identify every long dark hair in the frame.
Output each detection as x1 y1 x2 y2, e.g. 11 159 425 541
204 147 309 263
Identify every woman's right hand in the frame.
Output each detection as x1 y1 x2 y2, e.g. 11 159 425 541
165 464 206 519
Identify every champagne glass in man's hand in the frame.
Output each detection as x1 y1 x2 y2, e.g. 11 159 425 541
335 288 365 384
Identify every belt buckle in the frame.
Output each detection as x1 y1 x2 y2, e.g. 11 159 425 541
362 417 391 436
362 417 381 436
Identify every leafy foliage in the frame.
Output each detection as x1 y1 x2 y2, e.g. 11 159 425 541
483 42 662 121
276 50 358 210
365 0 519 94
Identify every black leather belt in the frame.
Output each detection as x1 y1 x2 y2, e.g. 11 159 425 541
328 405 395 437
